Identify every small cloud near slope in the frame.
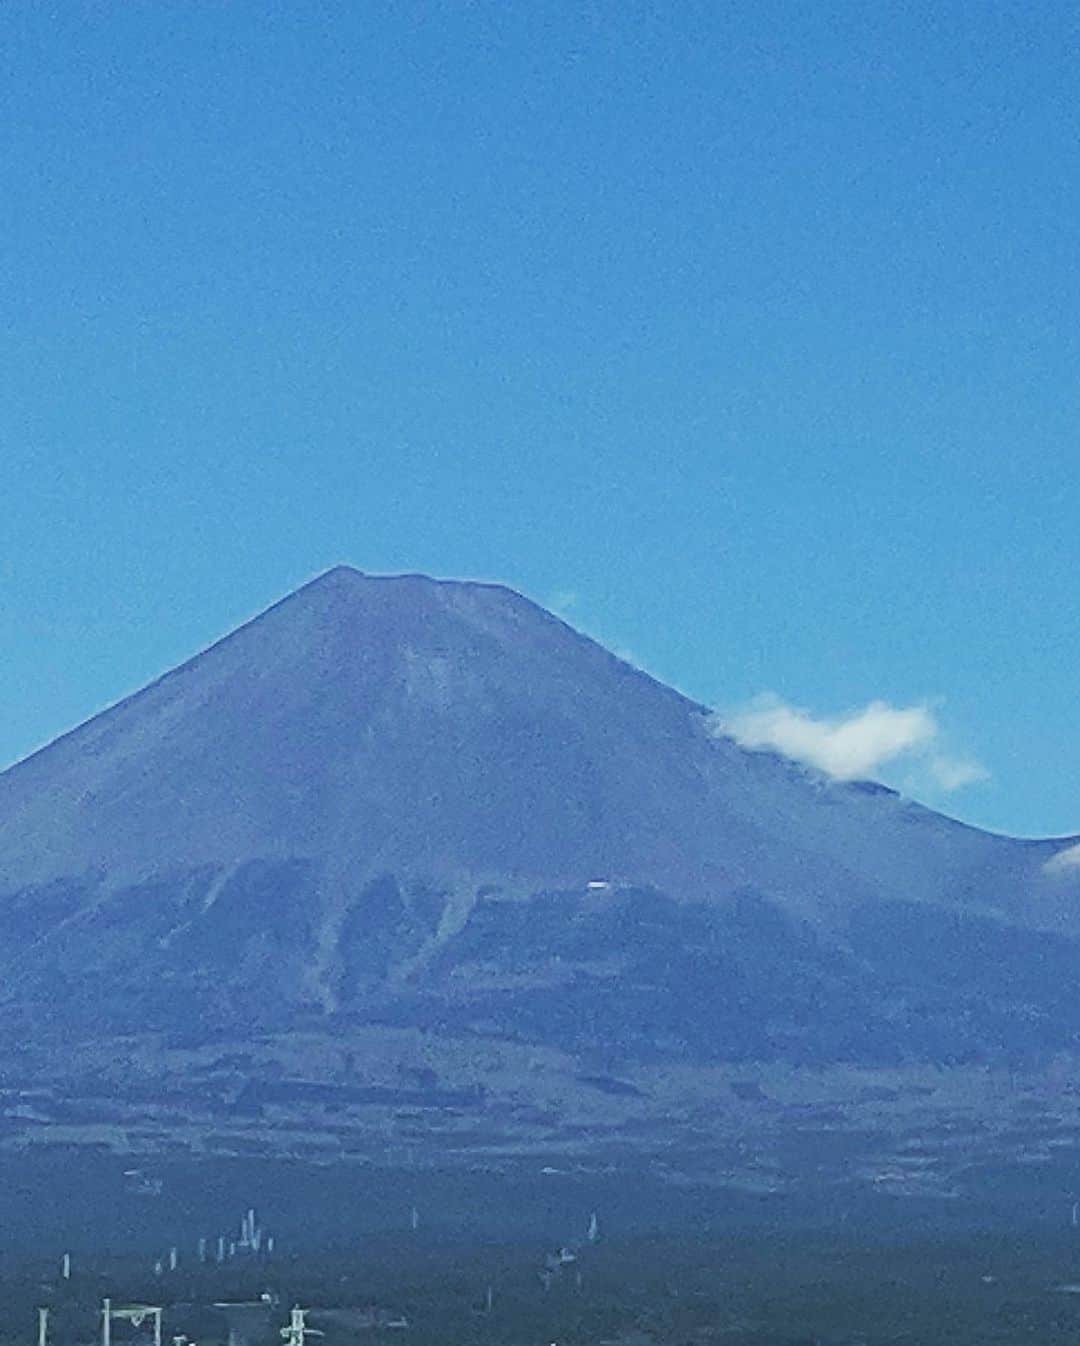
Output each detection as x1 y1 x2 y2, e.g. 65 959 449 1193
1043 842 1080 876
715 693 988 794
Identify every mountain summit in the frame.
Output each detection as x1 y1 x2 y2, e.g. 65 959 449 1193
0 564 760 898
0 568 1076 1071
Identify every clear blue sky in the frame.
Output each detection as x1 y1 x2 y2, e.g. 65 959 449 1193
2 1 1079 837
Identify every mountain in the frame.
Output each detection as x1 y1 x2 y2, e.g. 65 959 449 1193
1 567 1079 1178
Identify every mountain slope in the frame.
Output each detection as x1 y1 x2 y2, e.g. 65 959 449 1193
0 567 1076 1065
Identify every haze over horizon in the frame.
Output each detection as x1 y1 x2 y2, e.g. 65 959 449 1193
4 3 1080 836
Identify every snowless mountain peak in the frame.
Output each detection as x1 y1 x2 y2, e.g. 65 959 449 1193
0 567 1077 1068
0 568 1067 907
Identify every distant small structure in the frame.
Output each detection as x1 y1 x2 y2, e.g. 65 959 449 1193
123 1170 163 1198
37 1306 49 1346
541 1246 578 1285
279 1307 322 1346
102 1300 163 1346
61 1253 71 1281
239 1208 263 1252
587 1211 600 1243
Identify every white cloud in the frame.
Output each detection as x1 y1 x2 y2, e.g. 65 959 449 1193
716 693 987 794
1043 842 1080 875
927 754 990 791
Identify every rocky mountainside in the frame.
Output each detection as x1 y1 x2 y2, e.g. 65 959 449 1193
1 566 1078 1077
